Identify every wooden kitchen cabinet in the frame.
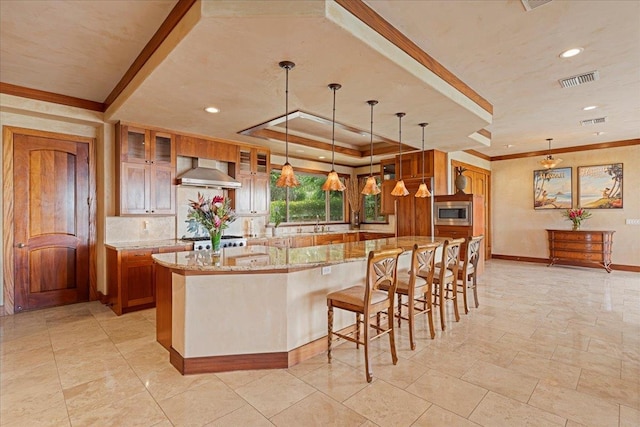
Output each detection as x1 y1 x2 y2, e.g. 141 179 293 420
396 181 433 237
314 233 345 245
232 146 270 215
175 135 238 163
116 123 176 215
290 235 314 248
106 243 190 315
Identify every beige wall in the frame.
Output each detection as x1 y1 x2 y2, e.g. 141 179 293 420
492 144 640 267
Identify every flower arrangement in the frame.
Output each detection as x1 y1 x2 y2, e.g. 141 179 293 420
562 208 592 230
186 193 236 252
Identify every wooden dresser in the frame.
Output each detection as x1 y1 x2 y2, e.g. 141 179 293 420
546 229 614 272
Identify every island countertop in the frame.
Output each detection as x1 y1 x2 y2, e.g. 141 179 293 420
152 236 446 273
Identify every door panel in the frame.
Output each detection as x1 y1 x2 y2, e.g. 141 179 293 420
14 134 90 311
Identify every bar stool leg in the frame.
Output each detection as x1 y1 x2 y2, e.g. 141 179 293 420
327 304 333 363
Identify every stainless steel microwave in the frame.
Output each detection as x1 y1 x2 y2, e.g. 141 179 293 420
434 201 472 226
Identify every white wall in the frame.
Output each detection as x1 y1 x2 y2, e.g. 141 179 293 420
491 144 640 267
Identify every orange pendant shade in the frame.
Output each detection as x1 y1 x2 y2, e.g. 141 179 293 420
391 179 409 196
322 170 346 191
276 162 300 187
361 175 381 195
414 182 431 198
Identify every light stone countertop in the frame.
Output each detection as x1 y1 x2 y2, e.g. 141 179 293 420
152 236 445 273
105 239 193 251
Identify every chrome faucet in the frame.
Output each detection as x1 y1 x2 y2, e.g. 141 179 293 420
314 215 320 233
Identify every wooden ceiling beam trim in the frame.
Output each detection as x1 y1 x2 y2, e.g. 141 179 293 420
253 128 363 157
477 128 492 139
0 82 105 112
103 0 197 108
464 149 491 161
335 0 493 115
491 138 640 161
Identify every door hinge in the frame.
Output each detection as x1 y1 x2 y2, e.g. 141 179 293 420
87 197 91 206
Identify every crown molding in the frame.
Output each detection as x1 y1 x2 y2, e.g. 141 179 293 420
491 138 640 162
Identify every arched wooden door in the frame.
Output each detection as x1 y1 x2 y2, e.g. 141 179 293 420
13 133 90 312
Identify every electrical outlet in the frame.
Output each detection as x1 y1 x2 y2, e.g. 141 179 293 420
626 219 640 225
321 266 331 275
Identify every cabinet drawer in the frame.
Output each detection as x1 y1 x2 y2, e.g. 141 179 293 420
551 232 603 242
552 250 603 262
434 226 469 238
553 242 603 251
158 245 191 253
122 249 154 262
315 233 344 245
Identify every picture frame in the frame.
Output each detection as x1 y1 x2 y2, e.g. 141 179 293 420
578 163 623 209
533 167 572 209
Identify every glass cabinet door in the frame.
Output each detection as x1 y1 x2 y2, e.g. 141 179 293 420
152 132 172 165
126 129 147 162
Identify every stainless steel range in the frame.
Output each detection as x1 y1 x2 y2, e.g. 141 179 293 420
181 235 247 250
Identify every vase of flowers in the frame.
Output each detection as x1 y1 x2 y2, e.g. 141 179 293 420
187 193 236 254
562 208 592 231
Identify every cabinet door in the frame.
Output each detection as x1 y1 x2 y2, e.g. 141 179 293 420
396 192 415 236
121 249 155 308
380 180 396 215
290 235 314 248
150 131 173 166
252 173 270 215
150 166 175 214
120 163 150 214
234 173 253 214
254 149 269 174
121 126 150 163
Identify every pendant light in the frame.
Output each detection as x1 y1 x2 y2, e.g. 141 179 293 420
391 112 409 196
275 60 300 187
415 122 432 198
322 83 346 191
539 138 563 169
361 100 381 195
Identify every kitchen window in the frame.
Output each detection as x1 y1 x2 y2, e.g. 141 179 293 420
270 169 345 224
359 175 386 223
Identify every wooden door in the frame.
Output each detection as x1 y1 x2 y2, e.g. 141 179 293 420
13 135 90 311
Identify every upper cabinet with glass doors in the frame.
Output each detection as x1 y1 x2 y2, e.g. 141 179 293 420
116 123 176 215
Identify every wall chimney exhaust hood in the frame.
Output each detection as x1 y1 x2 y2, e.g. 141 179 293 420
176 158 241 189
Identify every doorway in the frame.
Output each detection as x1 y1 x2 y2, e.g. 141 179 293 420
3 127 96 314
451 160 491 259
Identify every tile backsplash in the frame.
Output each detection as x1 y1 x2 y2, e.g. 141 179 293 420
105 216 176 243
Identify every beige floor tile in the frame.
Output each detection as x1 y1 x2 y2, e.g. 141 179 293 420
528 380 619 426
287 353 328 378
507 352 581 388
461 360 538 403
234 370 316 418
577 369 640 410
204 404 273 427
62 368 146 417
140 364 216 401
69 390 167 426
368 352 429 389
486 316 538 337
300 359 370 402
0 379 65 426
0 402 70 427
48 318 109 351
413 404 481 426
56 351 132 389
343 380 431 426
271 391 366 426
496 332 556 359
620 405 640 427
159 378 246 426
529 328 591 351
551 344 621 378
122 341 174 378
0 330 51 355
455 339 518 368
622 359 640 382
0 347 55 382
469 391 565 426
588 337 640 364
405 369 487 418
566 322 623 345
408 344 476 378
215 368 274 389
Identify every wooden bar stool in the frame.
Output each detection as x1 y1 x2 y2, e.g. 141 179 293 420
458 235 484 313
380 243 439 350
327 247 403 383
425 238 465 330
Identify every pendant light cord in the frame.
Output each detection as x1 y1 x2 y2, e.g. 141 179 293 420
420 123 427 183
285 66 290 162
331 86 336 168
396 113 405 179
367 100 378 176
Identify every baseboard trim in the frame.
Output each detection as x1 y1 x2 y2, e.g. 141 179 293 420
0 305 5 317
96 291 109 304
168 324 357 375
491 254 640 272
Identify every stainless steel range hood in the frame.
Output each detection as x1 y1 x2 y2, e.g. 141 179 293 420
176 158 241 189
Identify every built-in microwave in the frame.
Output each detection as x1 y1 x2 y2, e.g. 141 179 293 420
434 201 472 226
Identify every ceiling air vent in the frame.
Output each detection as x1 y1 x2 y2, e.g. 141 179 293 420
580 117 607 126
521 0 553 11
559 71 600 88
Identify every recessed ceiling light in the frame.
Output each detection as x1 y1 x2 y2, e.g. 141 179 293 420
559 47 583 58
594 131 605 136
583 105 598 111
503 144 514 148
204 106 220 114
318 156 326 159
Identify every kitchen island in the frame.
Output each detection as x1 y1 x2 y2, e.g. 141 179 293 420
152 236 445 374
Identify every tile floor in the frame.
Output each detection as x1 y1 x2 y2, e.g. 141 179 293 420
1 260 639 426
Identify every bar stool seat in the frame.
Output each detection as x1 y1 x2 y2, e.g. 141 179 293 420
327 286 389 307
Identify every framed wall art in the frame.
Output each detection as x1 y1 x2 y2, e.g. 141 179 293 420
578 163 623 209
534 167 572 209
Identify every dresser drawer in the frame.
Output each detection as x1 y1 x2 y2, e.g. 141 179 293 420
552 250 603 262
551 231 603 242
553 241 603 251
